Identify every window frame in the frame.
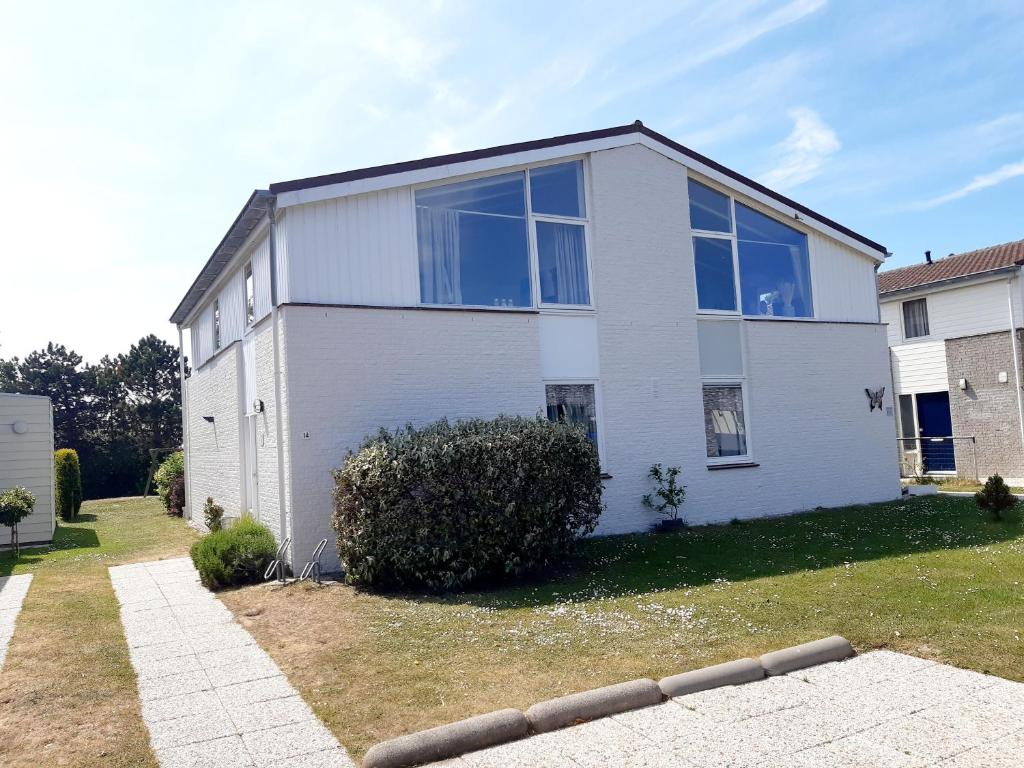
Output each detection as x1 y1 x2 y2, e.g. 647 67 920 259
412 156 595 313
244 262 255 328
699 318 753 465
543 378 605 462
901 297 930 341
689 176 816 321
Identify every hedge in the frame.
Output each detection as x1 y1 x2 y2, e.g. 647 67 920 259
154 451 185 515
190 516 277 590
54 448 82 521
331 415 604 591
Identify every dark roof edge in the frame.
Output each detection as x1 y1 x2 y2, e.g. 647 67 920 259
269 120 886 255
879 264 1022 299
169 190 273 325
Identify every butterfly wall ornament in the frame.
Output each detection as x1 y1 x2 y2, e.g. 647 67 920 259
865 386 885 412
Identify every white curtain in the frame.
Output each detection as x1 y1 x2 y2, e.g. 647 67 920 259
417 207 461 304
547 224 589 304
903 299 929 337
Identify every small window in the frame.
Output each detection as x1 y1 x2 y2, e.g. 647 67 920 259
244 263 255 326
902 298 929 339
694 236 737 311
530 161 585 218
898 394 916 452
416 172 531 307
537 221 590 305
688 179 732 233
546 384 598 451
213 299 221 350
703 384 747 458
736 203 812 318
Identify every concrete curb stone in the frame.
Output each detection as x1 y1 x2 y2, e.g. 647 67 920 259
759 635 855 676
525 678 663 734
362 708 528 768
658 657 764 697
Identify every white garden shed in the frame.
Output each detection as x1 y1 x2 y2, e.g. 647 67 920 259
0 393 55 547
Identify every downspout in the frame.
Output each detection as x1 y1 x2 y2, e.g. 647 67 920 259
1007 276 1024 466
268 197 290 561
177 325 193 520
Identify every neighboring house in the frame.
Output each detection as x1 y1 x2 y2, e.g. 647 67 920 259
171 121 899 572
0 393 55 546
879 240 1024 482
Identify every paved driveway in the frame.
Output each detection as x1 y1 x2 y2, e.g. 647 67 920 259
435 651 1024 767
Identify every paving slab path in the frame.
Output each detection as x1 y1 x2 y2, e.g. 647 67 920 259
431 651 1024 767
110 557 354 768
0 573 32 668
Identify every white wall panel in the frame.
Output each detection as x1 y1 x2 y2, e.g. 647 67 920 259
285 188 419 306
809 230 880 323
0 394 55 543
539 314 600 379
249 234 272 322
891 341 948 394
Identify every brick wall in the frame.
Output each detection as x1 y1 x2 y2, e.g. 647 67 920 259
185 344 243 520
945 330 1024 479
279 304 545 571
252 317 284 540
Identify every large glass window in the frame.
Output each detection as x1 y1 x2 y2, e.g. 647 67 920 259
736 203 812 318
416 162 591 309
703 384 747 458
531 161 585 218
546 383 598 451
688 179 732 233
416 172 531 307
902 298 929 339
694 237 737 311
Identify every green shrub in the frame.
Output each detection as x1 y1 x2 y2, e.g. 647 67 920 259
189 515 277 590
331 415 604 591
169 476 186 518
975 474 1017 521
642 464 687 522
154 451 185 513
54 449 82 521
0 486 36 553
203 496 224 532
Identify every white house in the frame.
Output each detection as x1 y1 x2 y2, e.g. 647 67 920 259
879 240 1024 482
0 393 55 547
171 121 900 572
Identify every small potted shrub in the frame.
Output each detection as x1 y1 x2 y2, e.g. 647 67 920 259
642 463 687 533
975 474 1017 521
0 486 36 555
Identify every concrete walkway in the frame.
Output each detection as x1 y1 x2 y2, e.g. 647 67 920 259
434 651 1024 767
0 573 32 668
110 557 354 768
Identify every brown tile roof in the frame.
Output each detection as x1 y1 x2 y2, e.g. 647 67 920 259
878 239 1024 295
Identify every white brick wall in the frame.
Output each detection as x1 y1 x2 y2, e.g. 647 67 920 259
279 305 545 571
185 344 243 520
252 317 284 540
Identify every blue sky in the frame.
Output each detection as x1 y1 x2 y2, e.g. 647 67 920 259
1 0 1022 360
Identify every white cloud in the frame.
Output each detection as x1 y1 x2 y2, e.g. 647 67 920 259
908 159 1024 210
759 107 841 189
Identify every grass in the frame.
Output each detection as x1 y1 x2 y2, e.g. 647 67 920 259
0 497 197 768
218 496 1024 758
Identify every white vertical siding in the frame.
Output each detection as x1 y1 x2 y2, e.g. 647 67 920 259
0 394 55 543
284 188 419 306
809 230 880 323
891 341 948 393
881 301 901 347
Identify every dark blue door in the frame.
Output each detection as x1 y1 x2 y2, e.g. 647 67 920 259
916 392 955 472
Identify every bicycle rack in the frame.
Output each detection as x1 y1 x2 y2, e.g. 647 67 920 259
264 536 291 583
299 539 328 584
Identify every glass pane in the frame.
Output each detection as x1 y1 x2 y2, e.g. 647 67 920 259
898 394 916 451
736 202 812 318
694 237 737 311
245 264 255 324
697 319 743 377
537 221 589 305
688 179 732 233
416 173 531 307
530 161 585 217
903 299 929 338
703 384 747 458
546 384 598 449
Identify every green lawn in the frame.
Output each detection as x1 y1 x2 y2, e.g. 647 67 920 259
0 497 197 768
220 495 1024 756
